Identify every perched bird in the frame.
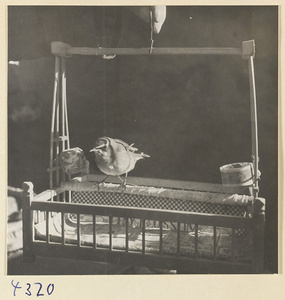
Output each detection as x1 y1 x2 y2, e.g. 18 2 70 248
90 137 150 188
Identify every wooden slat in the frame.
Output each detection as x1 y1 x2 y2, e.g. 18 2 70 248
62 213 65 245
213 226 217 260
93 215 96 249
142 219 146 254
159 221 163 255
61 57 67 196
77 213 80 247
54 57 60 194
34 211 39 224
125 217 129 252
177 222 181 257
63 74 70 150
55 74 60 191
61 58 66 150
31 201 253 229
109 216 113 251
231 228 236 262
31 211 35 243
46 211 50 244
61 186 65 203
85 174 251 195
62 190 66 203
195 224 198 259
49 56 60 189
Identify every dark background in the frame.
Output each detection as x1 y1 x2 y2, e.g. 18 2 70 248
8 6 278 273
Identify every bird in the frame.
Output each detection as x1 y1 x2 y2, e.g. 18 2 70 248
90 137 150 189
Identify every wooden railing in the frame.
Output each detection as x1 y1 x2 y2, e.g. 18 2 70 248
21 181 265 273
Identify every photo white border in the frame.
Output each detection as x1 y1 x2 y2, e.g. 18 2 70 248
0 1 283 299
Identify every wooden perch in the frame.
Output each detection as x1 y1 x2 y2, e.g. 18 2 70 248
51 41 247 57
61 180 253 206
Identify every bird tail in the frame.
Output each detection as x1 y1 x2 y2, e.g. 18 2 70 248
137 152 150 160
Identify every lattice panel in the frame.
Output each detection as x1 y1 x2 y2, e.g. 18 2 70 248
71 191 248 217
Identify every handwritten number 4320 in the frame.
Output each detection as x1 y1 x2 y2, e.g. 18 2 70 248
11 280 54 297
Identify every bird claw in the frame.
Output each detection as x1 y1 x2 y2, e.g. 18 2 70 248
92 182 100 191
120 182 127 193
93 181 105 192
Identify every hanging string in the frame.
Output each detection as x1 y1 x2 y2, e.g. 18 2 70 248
149 10 154 55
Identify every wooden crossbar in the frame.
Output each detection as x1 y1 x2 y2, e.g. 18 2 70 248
61 179 253 206
30 200 253 229
51 40 256 58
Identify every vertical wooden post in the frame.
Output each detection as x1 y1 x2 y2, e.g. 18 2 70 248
109 216 113 251
49 53 71 192
177 222 180 257
195 224 198 259
159 220 163 255
243 40 259 198
213 226 217 260
21 182 35 262
93 214 96 249
77 213 81 247
61 212 65 245
142 219 146 254
63 57 70 152
46 210 50 243
248 56 259 198
61 58 67 202
231 228 236 262
252 197 265 273
125 217 129 252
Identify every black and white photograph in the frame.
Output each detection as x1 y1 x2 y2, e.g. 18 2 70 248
6 5 278 280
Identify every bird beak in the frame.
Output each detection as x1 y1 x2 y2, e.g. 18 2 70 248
90 144 105 152
95 144 105 149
